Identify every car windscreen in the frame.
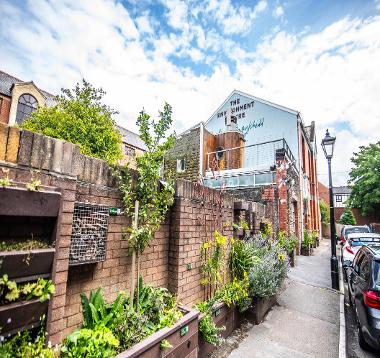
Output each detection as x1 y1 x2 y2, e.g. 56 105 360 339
346 227 370 235
351 238 380 247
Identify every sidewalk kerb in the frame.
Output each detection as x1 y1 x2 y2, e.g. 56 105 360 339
338 247 347 358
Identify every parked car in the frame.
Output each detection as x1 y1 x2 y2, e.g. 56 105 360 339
344 245 380 350
340 225 371 244
342 233 380 263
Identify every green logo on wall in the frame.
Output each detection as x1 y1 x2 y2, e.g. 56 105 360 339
237 117 265 135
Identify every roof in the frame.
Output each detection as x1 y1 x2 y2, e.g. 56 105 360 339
116 125 147 151
333 186 351 195
0 70 56 105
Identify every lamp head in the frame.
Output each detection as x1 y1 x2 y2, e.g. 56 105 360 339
321 129 336 159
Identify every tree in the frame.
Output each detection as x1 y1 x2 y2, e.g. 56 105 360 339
339 207 357 225
22 80 123 164
348 141 380 215
114 103 175 306
319 200 330 224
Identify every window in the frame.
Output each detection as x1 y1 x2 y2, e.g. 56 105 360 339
359 256 371 281
124 145 136 157
335 195 342 202
176 158 186 172
16 94 38 124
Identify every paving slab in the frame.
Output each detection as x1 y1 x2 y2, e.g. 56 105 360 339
229 239 340 358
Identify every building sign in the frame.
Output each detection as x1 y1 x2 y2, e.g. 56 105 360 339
216 98 255 121
237 118 264 135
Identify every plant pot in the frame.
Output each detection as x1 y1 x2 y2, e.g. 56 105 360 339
288 250 295 267
198 302 240 358
0 248 55 281
234 201 249 211
0 186 61 217
116 306 199 358
234 228 244 237
245 296 277 325
301 246 311 256
0 298 49 336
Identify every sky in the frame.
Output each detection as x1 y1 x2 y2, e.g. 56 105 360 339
1 0 380 186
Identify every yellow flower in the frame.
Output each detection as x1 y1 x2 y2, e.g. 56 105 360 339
278 253 286 262
203 242 210 250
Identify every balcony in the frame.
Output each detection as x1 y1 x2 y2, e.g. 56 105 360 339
203 138 297 189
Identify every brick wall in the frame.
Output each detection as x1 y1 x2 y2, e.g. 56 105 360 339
0 122 260 344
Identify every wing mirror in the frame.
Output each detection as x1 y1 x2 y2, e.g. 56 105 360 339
342 260 353 269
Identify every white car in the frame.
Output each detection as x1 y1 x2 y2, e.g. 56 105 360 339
342 233 380 263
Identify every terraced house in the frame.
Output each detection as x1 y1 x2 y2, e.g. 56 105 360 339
166 90 321 241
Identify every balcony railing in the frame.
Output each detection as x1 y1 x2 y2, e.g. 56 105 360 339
206 138 296 173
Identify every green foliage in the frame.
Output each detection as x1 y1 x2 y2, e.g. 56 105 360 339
233 220 249 231
114 103 175 254
195 302 225 346
73 278 183 354
215 274 252 312
80 288 125 330
339 207 357 225
276 231 298 254
22 80 123 164
248 243 288 298
0 325 55 358
160 339 172 350
200 231 229 291
0 238 50 252
0 176 12 188
302 230 313 249
260 220 273 238
26 179 41 192
229 239 259 280
348 141 380 215
61 326 119 358
0 275 55 303
320 200 330 224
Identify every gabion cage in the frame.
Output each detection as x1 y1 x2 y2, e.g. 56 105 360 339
69 202 109 265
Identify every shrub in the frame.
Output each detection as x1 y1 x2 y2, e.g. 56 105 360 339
276 231 298 254
320 200 330 224
302 230 313 249
229 239 259 280
339 208 357 225
248 245 288 298
22 80 123 164
260 220 272 238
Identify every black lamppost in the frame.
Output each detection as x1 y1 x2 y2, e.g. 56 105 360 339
321 129 339 290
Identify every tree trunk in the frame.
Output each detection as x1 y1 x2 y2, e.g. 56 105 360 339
130 200 139 308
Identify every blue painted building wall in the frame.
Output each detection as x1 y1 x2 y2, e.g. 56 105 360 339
205 91 300 170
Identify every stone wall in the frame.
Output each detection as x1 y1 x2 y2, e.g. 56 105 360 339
0 122 264 345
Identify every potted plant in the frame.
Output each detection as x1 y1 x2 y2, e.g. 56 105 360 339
246 242 288 324
232 222 244 237
0 274 55 336
276 231 298 267
61 279 199 358
301 231 312 256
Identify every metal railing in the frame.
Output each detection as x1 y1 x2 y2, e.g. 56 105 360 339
206 138 296 173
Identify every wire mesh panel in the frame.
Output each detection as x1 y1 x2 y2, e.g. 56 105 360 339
69 202 109 265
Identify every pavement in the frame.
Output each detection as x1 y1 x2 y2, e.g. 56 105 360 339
229 239 341 358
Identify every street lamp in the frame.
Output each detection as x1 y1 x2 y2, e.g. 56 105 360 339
321 129 339 290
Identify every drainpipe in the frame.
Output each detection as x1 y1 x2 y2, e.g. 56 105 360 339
199 123 204 177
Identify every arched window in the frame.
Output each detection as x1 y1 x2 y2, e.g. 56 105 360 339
16 94 38 124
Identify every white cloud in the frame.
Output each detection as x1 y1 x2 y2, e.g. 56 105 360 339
1 1 379 186
273 6 284 18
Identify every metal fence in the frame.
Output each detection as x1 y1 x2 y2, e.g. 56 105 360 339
206 138 296 173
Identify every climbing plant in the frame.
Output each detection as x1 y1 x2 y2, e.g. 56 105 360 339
114 103 176 304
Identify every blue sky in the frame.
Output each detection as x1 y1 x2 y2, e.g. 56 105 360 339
1 0 380 185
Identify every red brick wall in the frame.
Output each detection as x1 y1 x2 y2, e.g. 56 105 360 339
334 207 380 226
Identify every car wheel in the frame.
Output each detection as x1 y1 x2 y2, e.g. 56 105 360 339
358 325 372 351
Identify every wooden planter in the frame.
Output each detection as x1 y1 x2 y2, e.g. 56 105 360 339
301 245 311 256
234 228 244 237
245 295 277 325
198 302 241 358
0 186 61 217
0 248 55 281
288 250 295 267
116 306 199 358
0 299 49 336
